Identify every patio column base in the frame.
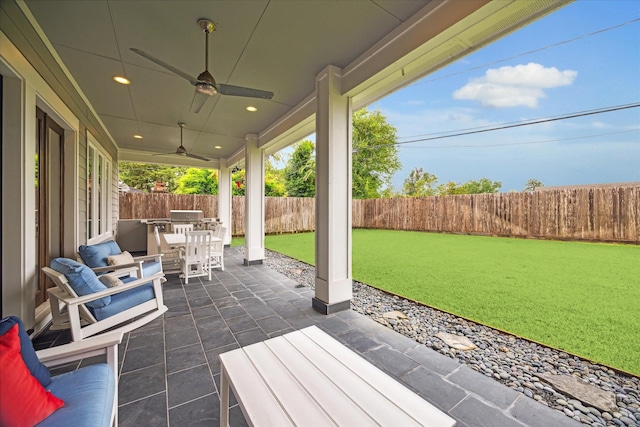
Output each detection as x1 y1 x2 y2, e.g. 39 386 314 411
243 259 263 266
312 297 351 315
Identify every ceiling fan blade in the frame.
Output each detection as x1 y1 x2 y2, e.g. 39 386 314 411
186 152 210 161
151 152 175 157
130 48 199 85
190 92 210 113
215 83 274 99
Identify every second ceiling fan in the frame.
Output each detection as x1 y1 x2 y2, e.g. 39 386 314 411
131 18 274 113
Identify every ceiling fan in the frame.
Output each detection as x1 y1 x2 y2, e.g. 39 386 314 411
131 18 274 113
153 122 210 161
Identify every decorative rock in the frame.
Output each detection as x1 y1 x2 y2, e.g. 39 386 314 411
540 373 618 412
435 332 477 351
383 310 407 320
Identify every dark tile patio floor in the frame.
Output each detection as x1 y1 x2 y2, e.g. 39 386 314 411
35 248 581 427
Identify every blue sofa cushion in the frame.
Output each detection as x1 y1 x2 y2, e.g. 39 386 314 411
40 363 114 427
50 258 111 308
78 240 122 268
0 316 51 386
89 281 155 321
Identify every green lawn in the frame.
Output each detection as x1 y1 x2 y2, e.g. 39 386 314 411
236 230 640 375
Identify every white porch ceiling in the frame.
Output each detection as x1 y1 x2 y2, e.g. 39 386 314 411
16 0 568 168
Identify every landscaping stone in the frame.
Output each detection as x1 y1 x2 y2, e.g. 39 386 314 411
261 247 640 427
541 373 618 412
435 332 477 350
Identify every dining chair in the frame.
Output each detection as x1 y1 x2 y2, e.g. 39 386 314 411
153 226 181 274
180 230 213 284
173 223 194 234
210 226 226 271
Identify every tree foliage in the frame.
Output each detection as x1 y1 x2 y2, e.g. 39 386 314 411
436 178 502 195
402 167 438 196
119 162 187 192
352 108 401 199
523 178 544 192
175 168 218 194
284 140 316 197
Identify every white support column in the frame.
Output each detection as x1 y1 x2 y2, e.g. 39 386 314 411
313 65 352 315
243 134 265 265
218 160 232 246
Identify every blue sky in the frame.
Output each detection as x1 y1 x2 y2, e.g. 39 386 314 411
367 0 640 192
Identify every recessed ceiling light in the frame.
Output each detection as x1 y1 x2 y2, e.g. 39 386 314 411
214 145 222 149
133 135 143 139
113 76 131 85
246 106 258 112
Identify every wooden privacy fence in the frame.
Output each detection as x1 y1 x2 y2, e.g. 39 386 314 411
119 185 639 243
353 186 639 243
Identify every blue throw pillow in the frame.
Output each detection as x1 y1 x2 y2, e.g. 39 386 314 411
50 258 111 308
0 316 51 386
78 240 122 268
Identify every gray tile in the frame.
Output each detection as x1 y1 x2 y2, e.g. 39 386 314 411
364 345 419 377
339 328 383 353
256 315 291 334
191 305 221 319
371 326 420 353
168 393 219 426
447 365 519 410
218 305 249 320
405 345 462 376
205 343 239 374
244 304 278 320
119 363 166 405
164 313 194 333
399 366 467 412
167 364 216 408
317 315 354 335
165 326 200 351
122 342 165 373
127 326 164 350
166 343 207 374
226 315 259 333
234 328 269 347
200 328 238 351
119 391 168 427
188 295 215 308
509 394 583 427
450 395 526 427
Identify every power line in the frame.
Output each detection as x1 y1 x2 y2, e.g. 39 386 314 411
399 128 640 149
406 17 640 88
353 102 640 152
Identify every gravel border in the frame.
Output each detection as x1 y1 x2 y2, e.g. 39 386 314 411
258 248 640 427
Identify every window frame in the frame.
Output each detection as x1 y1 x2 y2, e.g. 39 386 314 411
87 141 112 243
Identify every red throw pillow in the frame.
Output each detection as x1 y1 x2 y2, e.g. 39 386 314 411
0 324 64 427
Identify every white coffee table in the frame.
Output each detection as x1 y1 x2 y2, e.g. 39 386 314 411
219 326 456 426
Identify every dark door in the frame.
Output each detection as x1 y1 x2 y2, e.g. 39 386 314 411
35 107 65 307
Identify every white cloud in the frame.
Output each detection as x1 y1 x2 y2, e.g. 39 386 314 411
453 63 577 108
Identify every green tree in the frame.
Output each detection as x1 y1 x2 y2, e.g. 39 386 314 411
175 168 218 194
462 178 502 194
523 178 543 192
352 108 401 199
284 140 316 197
436 178 502 195
119 162 187 192
402 167 438 196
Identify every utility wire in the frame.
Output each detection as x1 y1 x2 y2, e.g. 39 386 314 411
351 103 640 153
399 128 640 149
406 18 640 88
